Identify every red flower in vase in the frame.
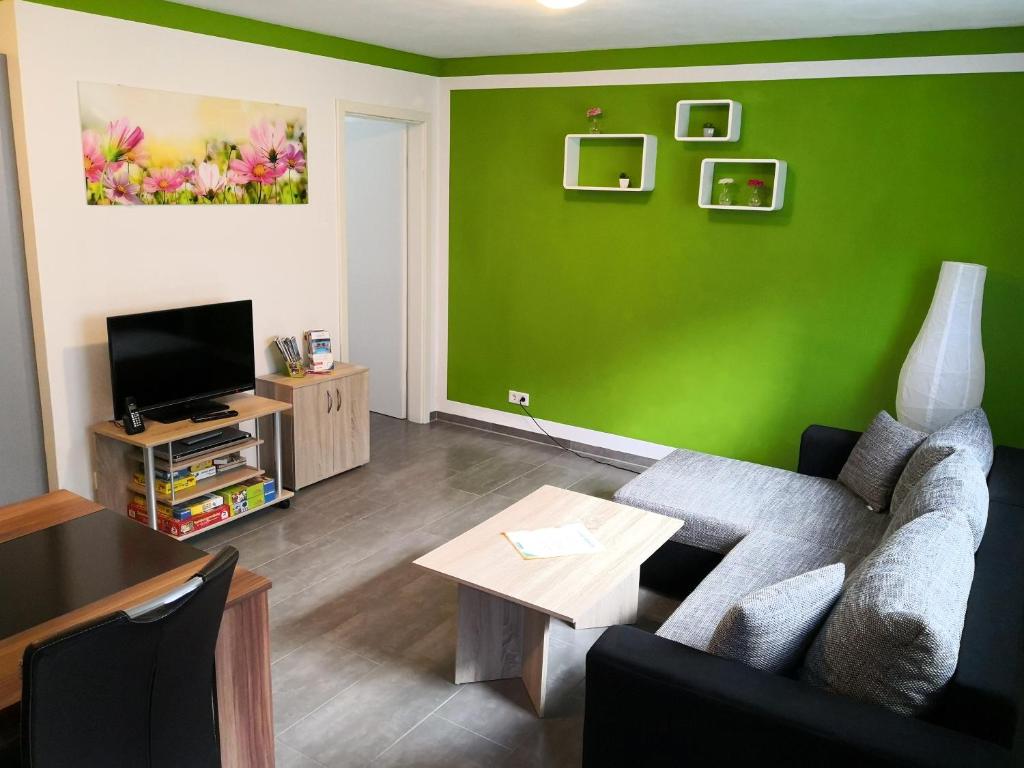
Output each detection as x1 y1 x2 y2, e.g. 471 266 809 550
747 179 765 187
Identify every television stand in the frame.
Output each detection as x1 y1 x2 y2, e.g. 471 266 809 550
146 399 230 424
90 393 294 539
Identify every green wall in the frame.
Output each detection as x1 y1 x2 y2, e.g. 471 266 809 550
441 27 1024 76
24 0 442 75
448 73 1024 468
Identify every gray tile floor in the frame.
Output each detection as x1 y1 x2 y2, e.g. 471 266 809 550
194 415 679 767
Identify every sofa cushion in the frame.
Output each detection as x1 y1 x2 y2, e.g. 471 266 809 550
656 530 861 652
887 451 989 550
838 411 925 511
891 408 994 511
801 509 975 716
614 449 887 556
707 563 845 674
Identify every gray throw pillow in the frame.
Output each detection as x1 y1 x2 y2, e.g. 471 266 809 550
887 451 989 550
838 412 925 511
801 509 975 716
891 408 994 511
708 563 845 674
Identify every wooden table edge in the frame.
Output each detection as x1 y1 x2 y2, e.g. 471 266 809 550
0 556 271 710
0 490 104 544
412 514 683 627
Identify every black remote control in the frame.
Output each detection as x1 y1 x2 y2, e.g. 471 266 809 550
190 410 238 423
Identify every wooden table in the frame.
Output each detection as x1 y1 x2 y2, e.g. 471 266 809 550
413 485 682 716
0 490 275 767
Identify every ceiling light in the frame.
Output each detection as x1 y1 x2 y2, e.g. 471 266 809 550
537 0 587 9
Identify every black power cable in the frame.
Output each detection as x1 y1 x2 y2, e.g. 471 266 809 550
516 400 640 475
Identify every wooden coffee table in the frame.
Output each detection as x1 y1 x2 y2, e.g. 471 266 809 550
413 485 682 716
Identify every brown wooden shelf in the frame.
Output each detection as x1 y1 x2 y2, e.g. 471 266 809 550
177 490 294 541
257 363 368 390
92 393 290 449
157 438 264 471
128 466 263 505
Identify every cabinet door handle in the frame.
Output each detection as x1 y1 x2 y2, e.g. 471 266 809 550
327 390 332 414
335 388 341 412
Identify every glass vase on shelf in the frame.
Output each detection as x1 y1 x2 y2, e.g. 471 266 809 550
747 179 765 207
717 177 734 206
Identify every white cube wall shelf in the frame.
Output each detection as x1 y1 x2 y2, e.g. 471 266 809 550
698 158 787 211
563 134 658 192
674 100 741 142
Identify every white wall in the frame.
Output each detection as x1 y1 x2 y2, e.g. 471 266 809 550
5 1 437 497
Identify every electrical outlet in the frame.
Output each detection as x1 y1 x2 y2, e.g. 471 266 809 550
508 390 530 407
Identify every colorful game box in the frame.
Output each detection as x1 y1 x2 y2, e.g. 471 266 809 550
127 503 229 537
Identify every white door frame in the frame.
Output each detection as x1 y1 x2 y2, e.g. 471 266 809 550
337 101 432 424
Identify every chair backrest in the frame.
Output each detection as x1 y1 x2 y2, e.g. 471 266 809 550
20 546 238 768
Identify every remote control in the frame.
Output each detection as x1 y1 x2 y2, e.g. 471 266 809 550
190 410 238 424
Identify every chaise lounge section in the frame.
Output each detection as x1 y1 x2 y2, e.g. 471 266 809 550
583 412 1024 767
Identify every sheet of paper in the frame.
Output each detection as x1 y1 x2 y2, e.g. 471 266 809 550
503 522 603 560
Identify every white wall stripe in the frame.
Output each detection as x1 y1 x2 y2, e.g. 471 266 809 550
441 400 675 461
443 53 1024 91
431 52 1023 458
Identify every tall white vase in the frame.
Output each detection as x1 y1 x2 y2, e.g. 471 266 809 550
896 261 986 433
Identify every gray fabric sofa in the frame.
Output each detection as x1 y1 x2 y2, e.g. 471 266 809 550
613 410 990 673
582 409 1021 767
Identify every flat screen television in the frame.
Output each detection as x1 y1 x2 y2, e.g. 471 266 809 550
107 300 255 423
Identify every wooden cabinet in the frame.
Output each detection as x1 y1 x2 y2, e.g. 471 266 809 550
256 364 369 490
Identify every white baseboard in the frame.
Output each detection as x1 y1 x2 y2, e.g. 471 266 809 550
439 400 675 461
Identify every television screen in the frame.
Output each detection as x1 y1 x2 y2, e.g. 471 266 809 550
107 300 255 420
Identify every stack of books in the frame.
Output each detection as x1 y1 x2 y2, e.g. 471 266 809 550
221 476 277 516
126 492 229 537
214 452 246 473
132 459 216 495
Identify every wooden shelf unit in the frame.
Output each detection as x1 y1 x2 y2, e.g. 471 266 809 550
674 100 742 142
176 489 294 540
92 393 292 537
562 134 658 192
127 465 265 505
697 158 788 211
162 438 263 471
256 363 370 491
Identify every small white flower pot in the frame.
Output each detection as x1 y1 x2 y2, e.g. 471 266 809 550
703 127 715 138
618 178 630 189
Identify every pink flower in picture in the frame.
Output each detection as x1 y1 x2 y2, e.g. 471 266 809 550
82 130 105 182
250 120 287 165
142 167 186 195
102 168 140 205
193 161 226 199
281 142 306 175
229 144 284 185
102 117 145 164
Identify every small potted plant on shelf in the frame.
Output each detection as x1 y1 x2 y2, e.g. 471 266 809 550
586 106 603 133
747 178 765 207
703 122 716 138
619 172 630 189
717 177 734 205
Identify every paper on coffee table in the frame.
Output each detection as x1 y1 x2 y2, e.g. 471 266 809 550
503 522 603 560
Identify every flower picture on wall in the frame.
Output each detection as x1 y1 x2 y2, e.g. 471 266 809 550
78 82 307 205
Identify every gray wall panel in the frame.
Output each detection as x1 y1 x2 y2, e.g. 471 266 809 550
0 55 47 504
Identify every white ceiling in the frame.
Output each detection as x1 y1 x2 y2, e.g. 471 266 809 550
175 0 1024 59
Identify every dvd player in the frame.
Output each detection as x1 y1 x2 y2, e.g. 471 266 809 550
154 427 251 462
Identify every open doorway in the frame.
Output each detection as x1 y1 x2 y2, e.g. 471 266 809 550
338 103 431 423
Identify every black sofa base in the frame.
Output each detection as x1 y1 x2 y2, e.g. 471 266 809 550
586 427 1024 767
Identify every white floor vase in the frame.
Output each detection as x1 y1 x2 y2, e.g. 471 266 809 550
896 261 986 433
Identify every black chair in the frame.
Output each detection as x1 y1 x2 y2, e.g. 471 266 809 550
10 545 238 768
